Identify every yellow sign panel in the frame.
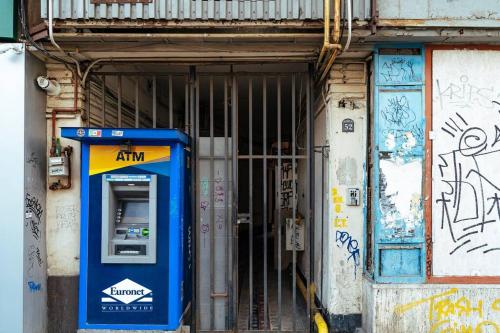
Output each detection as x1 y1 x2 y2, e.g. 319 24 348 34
89 145 170 175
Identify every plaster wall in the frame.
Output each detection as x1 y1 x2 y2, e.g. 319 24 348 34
323 62 367 331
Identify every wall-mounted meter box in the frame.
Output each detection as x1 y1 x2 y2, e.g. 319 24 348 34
62 128 191 331
0 0 16 40
48 156 69 176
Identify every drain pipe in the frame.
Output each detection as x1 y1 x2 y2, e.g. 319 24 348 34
48 0 82 78
344 0 352 53
318 0 342 82
316 0 342 70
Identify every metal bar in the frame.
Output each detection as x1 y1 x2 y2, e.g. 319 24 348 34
248 77 253 329
189 65 197 333
292 73 297 332
237 155 308 159
195 67 202 329
277 75 282 331
307 66 315 333
153 76 157 128
231 73 239 330
135 77 139 128
117 74 122 127
101 75 106 126
185 76 189 133
262 76 268 330
169 74 173 128
224 75 230 329
209 76 215 331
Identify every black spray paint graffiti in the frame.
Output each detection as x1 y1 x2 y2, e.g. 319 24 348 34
436 104 500 255
382 95 416 128
380 57 417 83
27 245 43 278
381 94 423 151
336 230 360 278
281 163 296 208
25 193 43 240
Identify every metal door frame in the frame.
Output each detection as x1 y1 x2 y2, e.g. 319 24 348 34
191 66 315 332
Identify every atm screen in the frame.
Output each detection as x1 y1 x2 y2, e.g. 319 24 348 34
120 200 149 225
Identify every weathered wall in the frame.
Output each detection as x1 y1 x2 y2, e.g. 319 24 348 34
431 49 500 276
363 278 500 333
45 64 84 333
24 50 48 333
377 0 500 26
323 62 367 332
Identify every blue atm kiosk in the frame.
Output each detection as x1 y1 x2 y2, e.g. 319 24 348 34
62 128 191 331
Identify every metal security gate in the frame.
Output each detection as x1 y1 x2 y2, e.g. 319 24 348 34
85 65 314 332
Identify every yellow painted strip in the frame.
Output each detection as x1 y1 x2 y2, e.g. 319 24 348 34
89 145 170 175
314 312 328 333
295 274 329 333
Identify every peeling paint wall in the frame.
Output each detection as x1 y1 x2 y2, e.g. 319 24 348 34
46 65 84 277
323 62 367 331
378 0 500 22
372 47 426 283
431 49 500 276
45 64 84 332
363 278 500 333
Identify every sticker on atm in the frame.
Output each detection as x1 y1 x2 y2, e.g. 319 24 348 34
89 145 170 175
88 129 102 137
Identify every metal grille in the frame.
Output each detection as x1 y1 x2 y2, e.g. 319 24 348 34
41 0 324 20
86 66 314 332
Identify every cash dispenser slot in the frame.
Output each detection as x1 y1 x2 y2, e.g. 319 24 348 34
101 174 157 264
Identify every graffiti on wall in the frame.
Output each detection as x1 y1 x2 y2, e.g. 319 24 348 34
380 56 420 83
378 89 424 240
394 288 500 332
335 230 360 278
432 50 500 276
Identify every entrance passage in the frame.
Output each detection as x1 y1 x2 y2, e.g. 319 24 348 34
85 64 314 332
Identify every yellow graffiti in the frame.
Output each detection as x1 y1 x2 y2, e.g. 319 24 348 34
430 320 500 333
395 289 500 333
493 299 500 312
334 218 347 228
332 187 345 215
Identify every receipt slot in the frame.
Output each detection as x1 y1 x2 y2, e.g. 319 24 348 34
62 128 191 331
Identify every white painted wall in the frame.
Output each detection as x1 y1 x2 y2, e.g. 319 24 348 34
0 44 48 333
431 50 500 276
0 43 26 333
323 62 367 315
363 278 500 333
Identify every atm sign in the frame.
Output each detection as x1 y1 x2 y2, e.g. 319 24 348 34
116 151 145 162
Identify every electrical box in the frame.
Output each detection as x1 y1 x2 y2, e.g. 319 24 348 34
0 0 16 40
48 156 69 176
346 188 360 206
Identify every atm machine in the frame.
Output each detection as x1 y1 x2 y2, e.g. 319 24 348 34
62 128 191 331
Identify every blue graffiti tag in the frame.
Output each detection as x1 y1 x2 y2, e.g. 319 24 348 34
336 230 361 278
27 281 42 292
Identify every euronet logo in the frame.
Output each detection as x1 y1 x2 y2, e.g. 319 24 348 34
101 278 153 305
